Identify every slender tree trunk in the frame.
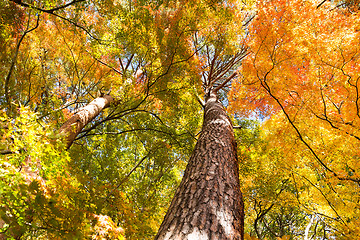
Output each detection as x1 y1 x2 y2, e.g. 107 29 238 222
155 92 244 240
24 95 113 181
58 94 113 149
0 95 114 240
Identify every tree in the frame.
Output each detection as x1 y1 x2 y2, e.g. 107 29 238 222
155 49 247 239
58 94 114 149
0 0 202 238
229 0 360 238
156 90 244 240
0 0 250 239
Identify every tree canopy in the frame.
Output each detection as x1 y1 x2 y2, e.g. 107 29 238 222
1 0 360 239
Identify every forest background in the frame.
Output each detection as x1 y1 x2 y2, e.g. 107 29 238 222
1 0 360 239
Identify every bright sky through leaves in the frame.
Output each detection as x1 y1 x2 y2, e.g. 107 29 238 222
1 0 360 239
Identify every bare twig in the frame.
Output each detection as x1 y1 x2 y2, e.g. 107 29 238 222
10 0 108 43
317 0 327 9
5 13 39 110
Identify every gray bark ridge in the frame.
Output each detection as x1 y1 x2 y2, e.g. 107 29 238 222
58 94 113 149
155 92 244 240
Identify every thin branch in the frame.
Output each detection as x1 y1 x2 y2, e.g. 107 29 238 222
317 0 327 8
104 148 158 201
294 170 348 227
267 79 360 184
87 50 123 75
46 0 85 13
213 72 237 93
203 46 248 94
78 128 177 138
1 150 16 155
124 54 134 75
266 84 335 172
5 13 39 109
194 91 205 108
10 0 108 43
10 0 85 13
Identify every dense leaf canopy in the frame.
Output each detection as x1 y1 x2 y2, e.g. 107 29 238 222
1 0 359 239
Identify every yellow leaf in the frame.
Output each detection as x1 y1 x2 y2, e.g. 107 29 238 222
244 233 261 240
277 236 290 240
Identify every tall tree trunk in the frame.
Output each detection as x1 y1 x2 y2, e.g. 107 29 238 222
58 94 113 149
155 92 244 240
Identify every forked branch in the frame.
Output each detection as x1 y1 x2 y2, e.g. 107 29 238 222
203 47 248 94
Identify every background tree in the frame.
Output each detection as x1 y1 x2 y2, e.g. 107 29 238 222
0 0 203 238
1 0 250 239
229 0 360 238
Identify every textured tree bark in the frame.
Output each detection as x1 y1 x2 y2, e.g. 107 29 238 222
58 95 113 149
155 92 244 240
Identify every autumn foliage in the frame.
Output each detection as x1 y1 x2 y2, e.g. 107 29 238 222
229 0 360 238
1 0 360 239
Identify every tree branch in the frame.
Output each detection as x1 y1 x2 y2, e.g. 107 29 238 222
5 13 39 110
317 0 327 9
213 72 237 93
10 0 85 13
10 0 107 43
104 148 158 201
